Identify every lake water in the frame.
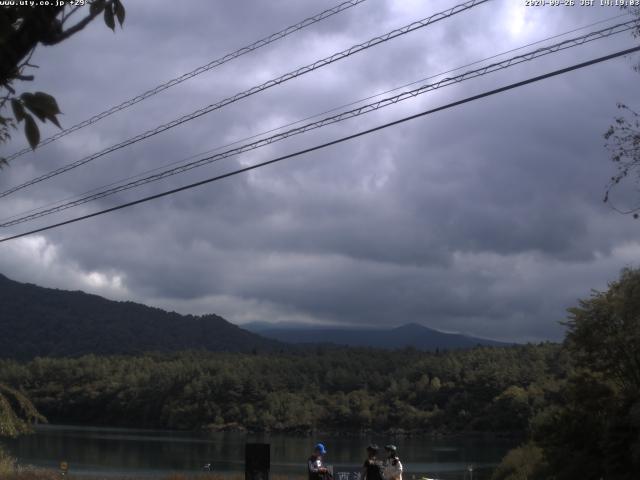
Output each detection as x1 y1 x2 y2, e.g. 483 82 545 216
0 425 518 479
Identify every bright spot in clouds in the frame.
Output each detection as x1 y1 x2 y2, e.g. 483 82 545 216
506 4 528 37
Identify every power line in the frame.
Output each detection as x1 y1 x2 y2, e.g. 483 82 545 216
3 19 635 226
2 44 638 244
3 19 636 228
0 0 490 199
3 0 369 163
2 12 628 226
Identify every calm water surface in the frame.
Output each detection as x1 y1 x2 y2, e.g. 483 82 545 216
1 425 518 479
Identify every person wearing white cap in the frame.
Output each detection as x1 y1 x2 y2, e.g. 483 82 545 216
383 445 403 480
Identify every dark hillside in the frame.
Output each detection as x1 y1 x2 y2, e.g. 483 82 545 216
0 273 282 359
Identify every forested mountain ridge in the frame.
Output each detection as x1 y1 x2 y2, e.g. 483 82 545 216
0 273 511 359
246 322 511 350
0 273 283 359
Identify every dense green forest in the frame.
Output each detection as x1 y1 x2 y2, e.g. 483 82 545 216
0 344 565 434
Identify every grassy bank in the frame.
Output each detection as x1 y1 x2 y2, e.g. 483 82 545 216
1 471 306 480
3 474 230 480
1 448 302 480
3 474 224 480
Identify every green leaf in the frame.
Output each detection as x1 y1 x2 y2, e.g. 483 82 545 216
19 92 34 103
33 92 61 115
114 0 125 26
24 114 40 150
90 0 105 15
10 99 25 122
20 93 45 122
104 3 115 31
20 92 62 126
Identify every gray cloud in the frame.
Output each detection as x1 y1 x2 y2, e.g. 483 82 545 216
1 0 639 342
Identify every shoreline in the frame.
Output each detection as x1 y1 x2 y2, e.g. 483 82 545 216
2 425 514 480
31 422 525 440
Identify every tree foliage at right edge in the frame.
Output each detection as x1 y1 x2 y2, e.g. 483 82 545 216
494 268 640 480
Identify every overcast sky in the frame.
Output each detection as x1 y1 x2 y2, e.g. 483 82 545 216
1 0 639 342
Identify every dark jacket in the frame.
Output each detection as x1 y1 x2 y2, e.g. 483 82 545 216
362 458 384 480
308 455 325 480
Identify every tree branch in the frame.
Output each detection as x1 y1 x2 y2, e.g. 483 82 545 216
50 1 114 45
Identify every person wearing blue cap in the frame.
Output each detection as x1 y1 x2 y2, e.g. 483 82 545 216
308 442 329 480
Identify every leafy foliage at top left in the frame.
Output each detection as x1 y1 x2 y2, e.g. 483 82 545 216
0 0 125 165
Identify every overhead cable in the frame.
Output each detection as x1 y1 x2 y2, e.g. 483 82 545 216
2 44 639 243
3 0 369 162
2 19 636 228
0 0 490 198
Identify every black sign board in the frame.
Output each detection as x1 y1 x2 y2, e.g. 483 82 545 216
245 443 270 480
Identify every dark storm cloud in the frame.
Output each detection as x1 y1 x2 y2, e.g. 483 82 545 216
1 0 639 342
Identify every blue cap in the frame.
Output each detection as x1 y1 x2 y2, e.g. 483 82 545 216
315 443 327 454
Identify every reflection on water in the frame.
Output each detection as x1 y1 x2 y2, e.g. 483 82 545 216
0 425 518 479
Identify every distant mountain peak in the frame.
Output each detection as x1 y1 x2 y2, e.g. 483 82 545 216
244 321 511 350
393 322 431 331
